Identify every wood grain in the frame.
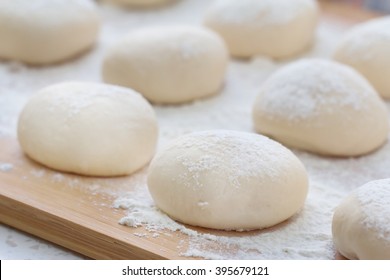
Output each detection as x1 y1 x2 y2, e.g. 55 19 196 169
319 0 381 23
0 2 379 259
0 138 190 259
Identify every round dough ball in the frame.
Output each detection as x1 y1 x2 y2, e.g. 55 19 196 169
203 0 318 58
102 26 228 104
147 130 308 231
18 82 158 177
252 59 389 157
102 0 175 8
332 179 390 259
333 17 390 99
0 0 100 65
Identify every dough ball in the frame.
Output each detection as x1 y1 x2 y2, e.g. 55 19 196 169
252 59 389 157
203 0 318 58
332 179 390 259
18 82 158 177
147 130 308 231
333 17 390 99
0 0 100 65
102 0 175 8
102 26 228 104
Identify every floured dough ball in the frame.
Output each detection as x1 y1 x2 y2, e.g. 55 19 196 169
203 0 318 58
0 0 100 65
252 59 389 157
18 82 158 177
332 179 390 259
147 130 308 231
102 26 228 104
102 0 175 8
333 17 390 98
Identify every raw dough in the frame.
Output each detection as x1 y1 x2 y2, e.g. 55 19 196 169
333 17 390 98
0 0 100 65
252 59 389 157
203 0 318 58
102 26 228 104
332 179 390 259
18 82 158 177
147 130 308 231
102 0 175 7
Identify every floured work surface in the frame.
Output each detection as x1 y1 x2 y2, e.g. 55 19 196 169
0 1 388 259
0 138 190 259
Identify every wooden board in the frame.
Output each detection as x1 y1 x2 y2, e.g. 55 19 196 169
0 137 263 259
0 137 188 259
0 2 381 260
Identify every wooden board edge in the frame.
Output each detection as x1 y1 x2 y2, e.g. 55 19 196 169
0 191 167 260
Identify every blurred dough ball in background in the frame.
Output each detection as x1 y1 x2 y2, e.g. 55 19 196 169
252 59 389 157
0 0 100 65
100 0 177 8
102 26 228 104
18 82 158 177
203 0 319 59
333 17 390 99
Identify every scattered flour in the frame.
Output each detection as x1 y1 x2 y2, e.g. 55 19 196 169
133 233 148 238
30 169 45 178
45 82 143 119
338 17 390 61
1 0 390 260
0 163 13 172
168 130 293 189
51 173 65 183
207 0 316 26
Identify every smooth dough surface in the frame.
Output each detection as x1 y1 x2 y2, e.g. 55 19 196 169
102 0 175 7
332 179 390 259
333 17 390 98
0 0 100 65
252 59 389 157
147 130 308 231
203 0 318 58
18 82 158 177
102 26 228 104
